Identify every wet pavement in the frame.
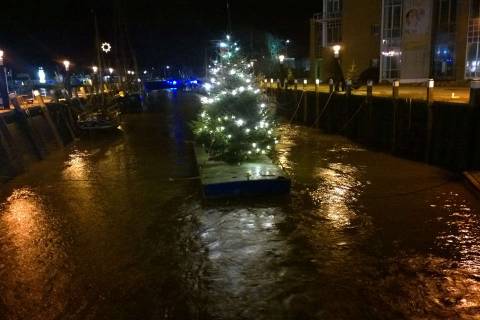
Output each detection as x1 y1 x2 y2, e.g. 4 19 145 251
1 91 480 319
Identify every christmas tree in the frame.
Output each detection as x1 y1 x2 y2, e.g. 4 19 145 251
193 35 277 164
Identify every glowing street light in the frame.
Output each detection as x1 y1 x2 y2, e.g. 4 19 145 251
332 44 342 58
38 67 46 84
92 66 98 74
108 67 114 74
63 60 70 71
278 55 285 64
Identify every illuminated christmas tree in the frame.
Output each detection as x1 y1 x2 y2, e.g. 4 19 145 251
193 35 277 163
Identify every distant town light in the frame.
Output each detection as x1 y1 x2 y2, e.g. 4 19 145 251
428 79 435 88
143 70 148 74
303 79 308 85
108 67 114 74
286 39 291 44
278 55 285 63
92 66 98 74
63 60 70 71
166 65 170 70
315 79 320 85
0 50 4 65
38 67 46 84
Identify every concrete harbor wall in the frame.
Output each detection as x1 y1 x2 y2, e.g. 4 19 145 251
271 88 480 171
0 103 77 182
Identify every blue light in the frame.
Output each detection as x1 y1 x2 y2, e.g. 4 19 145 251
172 80 177 86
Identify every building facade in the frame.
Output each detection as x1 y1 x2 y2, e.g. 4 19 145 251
310 0 478 83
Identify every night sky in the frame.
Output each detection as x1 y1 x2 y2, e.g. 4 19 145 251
1 0 321 75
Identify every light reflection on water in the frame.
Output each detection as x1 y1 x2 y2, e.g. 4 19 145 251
0 188 70 320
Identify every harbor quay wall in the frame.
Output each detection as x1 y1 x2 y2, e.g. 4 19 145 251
270 88 480 171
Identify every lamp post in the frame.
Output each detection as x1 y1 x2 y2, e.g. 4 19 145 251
92 66 98 93
0 50 10 109
63 60 71 97
331 44 343 92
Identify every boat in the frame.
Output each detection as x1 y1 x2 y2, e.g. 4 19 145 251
77 109 121 130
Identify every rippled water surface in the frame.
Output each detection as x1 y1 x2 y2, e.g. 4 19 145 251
1 92 480 319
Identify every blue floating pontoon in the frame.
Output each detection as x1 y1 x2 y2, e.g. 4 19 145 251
194 146 291 199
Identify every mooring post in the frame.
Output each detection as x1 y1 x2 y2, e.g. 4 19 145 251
425 79 435 162
468 80 480 168
329 78 334 94
367 80 374 143
0 51 10 109
391 80 400 153
366 80 373 101
315 79 320 128
345 79 352 97
303 79 308 124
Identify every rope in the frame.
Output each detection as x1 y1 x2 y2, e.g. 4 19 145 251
313 91 334 127
288 91 305 124
339 101 366 132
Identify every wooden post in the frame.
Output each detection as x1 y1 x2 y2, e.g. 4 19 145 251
391 80 400 153
0 61 10 109
303 79 308 124
425 79 435 162
315 79 320 128
367 80 374 144
329 78 334 94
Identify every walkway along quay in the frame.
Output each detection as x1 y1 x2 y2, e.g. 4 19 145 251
267 81 480 172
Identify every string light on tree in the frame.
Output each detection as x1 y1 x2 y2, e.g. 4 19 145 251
193 35 277 163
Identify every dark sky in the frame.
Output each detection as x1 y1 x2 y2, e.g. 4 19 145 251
0 0 321 75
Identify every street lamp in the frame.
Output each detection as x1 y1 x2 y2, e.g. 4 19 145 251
63 60 70 71
332 45 342 58
278 55 285 64
108 67 114 75
38 67 46 84
92 66 98 74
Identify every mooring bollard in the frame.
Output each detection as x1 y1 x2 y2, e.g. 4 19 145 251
470 80 480 108
346 79 352 96
303 80 308 124
427 78 434 105
426 79 435 162
329 78 334 94
367 80 373 100
0 51 10 109
315 79 320 128
392 80 400 99
391 80 400 154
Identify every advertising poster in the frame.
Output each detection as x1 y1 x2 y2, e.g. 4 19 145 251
401 0 433 81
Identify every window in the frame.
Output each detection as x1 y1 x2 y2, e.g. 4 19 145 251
381 0 402 80
466 0 480 78
327 20 342 45
326 0 342 18
433 0 457 79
